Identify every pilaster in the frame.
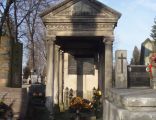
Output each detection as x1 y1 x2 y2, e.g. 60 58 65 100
103 37 114 97
54 44 60 105
58 50 64 111
45 37 55 112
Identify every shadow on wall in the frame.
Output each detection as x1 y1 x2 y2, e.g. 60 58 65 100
0 93 13 119
71 0 104 97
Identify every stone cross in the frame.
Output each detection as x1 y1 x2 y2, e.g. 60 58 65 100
118 53 126 73
115 50 127 88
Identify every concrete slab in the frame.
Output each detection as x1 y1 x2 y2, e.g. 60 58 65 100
103 99 156 120
108 88 156 108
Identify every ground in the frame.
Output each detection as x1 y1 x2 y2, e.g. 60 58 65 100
26 107 103 120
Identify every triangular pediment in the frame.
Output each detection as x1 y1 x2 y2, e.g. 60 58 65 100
54 1 101 16
40 0 121 19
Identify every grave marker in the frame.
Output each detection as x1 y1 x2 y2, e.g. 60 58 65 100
115 50 127 88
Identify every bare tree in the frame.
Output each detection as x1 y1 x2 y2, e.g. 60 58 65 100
1 0 58 75
0 0 14 41
21 0 57 73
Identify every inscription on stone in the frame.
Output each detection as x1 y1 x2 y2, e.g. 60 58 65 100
78 58 94 75
128 65 150 87
115 50 127 88
68 55 77 74
68 55 94 75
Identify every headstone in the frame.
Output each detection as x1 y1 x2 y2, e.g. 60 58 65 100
31 73 38 83
12 42 23 87
0 36 23 87
68 55 94 75
149 53 156 89
127 65 150 87
115 50 127 88
0 36 11 87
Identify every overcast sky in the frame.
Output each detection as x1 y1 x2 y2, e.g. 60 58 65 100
99 0 156 62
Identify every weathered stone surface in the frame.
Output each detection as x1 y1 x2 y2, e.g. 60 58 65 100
0 36 23 87
127 65 150 87
115 50 127 88
11 42 23 88
0 36 11 86
103 99 156 120
0 87 28 119
151 67 156 89
108 88 156 107
41 0 121 116
41 0 121 37
104 88 156 120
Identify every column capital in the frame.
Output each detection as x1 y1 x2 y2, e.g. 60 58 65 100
59 50 63 54
103 36 114 45
46 36 56 44
55 44 61 50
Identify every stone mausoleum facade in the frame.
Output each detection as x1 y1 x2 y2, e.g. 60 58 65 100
40 0 121 112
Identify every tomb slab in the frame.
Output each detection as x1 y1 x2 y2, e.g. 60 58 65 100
104 88 156 120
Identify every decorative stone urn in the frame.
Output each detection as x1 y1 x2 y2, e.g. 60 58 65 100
149 53 156 89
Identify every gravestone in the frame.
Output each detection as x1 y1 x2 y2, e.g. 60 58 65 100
0 36 12 87
149 53 156 89
127 65 150 87
68 55 94 75
115 50 127 88
12 42 23 87
0 36 23 87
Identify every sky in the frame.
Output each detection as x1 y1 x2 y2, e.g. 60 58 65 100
99 0 156 62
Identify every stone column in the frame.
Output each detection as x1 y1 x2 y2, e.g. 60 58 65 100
103 37 113 97
58 50 64 112
45 37 55 112
54 45 60 106
98 49 104 91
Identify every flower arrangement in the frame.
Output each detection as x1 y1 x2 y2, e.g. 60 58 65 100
149 53 156 66
69 97 93 112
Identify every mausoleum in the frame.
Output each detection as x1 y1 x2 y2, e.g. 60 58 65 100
41 1 156 120
41 0 121 110
40 0 121 113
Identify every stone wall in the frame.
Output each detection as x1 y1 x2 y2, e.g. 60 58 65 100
0 35 23 87
0 87 28 119
0 36 12 87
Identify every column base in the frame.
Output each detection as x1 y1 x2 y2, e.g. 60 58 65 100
59 103 65 112
46 97 53 112
54 104 60 114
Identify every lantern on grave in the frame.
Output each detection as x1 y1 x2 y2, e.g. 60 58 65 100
149 53 156 89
